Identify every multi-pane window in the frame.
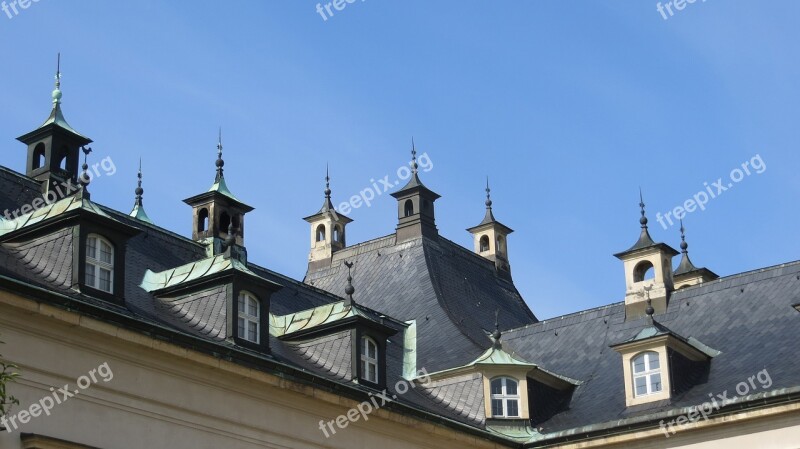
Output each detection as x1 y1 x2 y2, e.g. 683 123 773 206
360 336 379 383
490 377 520 418
632 351 662 396
85 235 113 293
237 292 260 343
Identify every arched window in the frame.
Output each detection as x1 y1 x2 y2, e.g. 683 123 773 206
86 234 114 293
496 235 505 253
633 261 655 282
490 377 520 418
237 292 260 344
198 208 209 233
404 199 414 217
360 336 379 383
57 146 69 171
479 235 490 252
316 224 326 242
333 225 342 243
219 211 231 234
632 351 662 397
32 143 45 170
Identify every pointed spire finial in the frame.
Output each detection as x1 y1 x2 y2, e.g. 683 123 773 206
134 158 144 206
344 261 355 303
411 137 418 174
215 127 224 182
52 53 63 105
680 219 689 254
325 163 331 199
492 309 502 346
638 187 648 229
485 177 493 208
130 158 153 223
78 146 92 194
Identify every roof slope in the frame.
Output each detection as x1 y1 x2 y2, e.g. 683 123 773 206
503 260 800 434
305 234 537 372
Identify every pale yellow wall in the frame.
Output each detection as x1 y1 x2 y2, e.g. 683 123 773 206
0 293 506 449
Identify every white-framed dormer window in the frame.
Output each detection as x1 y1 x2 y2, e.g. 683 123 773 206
632 351 662 396
360 336 379 383
85 234 114 293
237 292 260 344
490 377 520 418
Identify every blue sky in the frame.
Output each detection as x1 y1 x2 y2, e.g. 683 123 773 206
1 1 798 319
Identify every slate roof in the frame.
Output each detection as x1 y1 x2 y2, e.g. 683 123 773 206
304 234 538 372
503 260 800 435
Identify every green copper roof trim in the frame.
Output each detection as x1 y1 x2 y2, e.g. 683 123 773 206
139 254 256 292
129 204 153 224
270 300 383 337
38 103 90 141
402 320 418 380
208 176 241 202
0 192 109 237
473 346 537 367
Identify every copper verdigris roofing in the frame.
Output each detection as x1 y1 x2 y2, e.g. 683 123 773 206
0 193 109 237
270 300 382 337
139 254 257 292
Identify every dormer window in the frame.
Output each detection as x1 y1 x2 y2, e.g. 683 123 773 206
237 292 260 343
490 377 520 418
360 336 379 383
85 234 114 293
632 351 662 396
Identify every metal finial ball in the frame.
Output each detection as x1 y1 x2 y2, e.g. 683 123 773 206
216 158 224 168
135 187 144 196
325 187 331 196
640 216 648 225
492 329 502 341
645 303 654 316
680 240 688 251
345 280 355 296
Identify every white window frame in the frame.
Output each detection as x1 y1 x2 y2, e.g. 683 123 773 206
85 234 114 293
237 292 260 344
360 336 379 384
632 351 663 397
490 377 520 418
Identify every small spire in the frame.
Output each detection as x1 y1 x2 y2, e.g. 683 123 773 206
325 163 331 199
130 159 153 223
411 137 418 174
135 158 144 206
492 309 502 347
639 187 648 229
485 177 493 208
78 146 92 197
344 261 355 304
215 127 224 182
52 53 62 105
680 219 688 254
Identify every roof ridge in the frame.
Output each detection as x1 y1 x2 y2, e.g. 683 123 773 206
505 301 624 334
0 164 39 188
